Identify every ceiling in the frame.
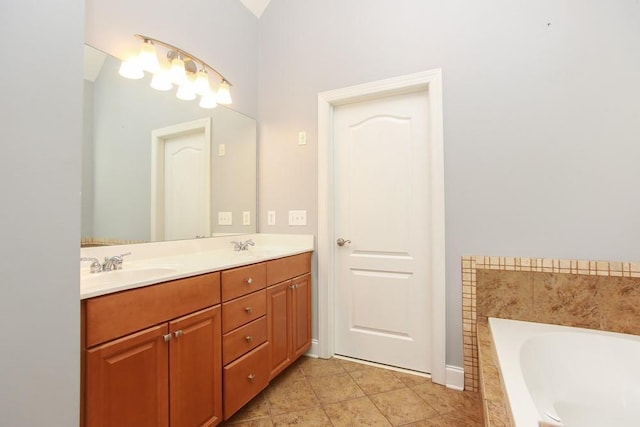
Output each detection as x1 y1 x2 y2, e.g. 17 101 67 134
238 0 271 18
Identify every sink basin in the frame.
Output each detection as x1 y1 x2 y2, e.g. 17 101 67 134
82 266 178 287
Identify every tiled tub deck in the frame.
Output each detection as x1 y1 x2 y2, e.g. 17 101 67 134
462 256 640 426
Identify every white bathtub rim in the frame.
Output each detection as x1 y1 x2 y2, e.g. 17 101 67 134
488 318 640 427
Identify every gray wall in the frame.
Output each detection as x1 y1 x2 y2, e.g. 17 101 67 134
257 0 640 367
0 1 83 425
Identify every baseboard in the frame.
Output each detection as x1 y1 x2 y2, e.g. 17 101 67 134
305 339 320 358
445 365 464 390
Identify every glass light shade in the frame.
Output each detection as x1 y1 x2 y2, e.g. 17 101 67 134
138 40 159 73
118 58 144 79
217 80 232 105
176 83 196 101
193 70 211 95
199 92 218 109
169 57 187 85
150 71 173 91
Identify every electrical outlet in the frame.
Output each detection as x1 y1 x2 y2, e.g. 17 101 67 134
217 211 232 225
288 210 307 226
242 211 251 225
298 131 307 145
218 144 226 156
267 211 276 226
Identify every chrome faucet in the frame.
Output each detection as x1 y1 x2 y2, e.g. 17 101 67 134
81 252 131 273
101 252 132 271
231 239 255 251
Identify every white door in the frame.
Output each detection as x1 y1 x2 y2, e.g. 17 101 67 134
334 90 432 373
151 118 211 241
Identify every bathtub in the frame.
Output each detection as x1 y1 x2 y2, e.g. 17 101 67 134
488 318 640 427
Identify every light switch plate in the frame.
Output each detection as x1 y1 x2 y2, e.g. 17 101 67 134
298 131 307 145
288 210 307 226
218 211 232 225
242 211 251 225
218 144 226 156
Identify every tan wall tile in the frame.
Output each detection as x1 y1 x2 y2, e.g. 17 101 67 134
476 270 533 320
598 276 640 335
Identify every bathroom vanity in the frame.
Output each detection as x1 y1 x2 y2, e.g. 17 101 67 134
80 234 313 427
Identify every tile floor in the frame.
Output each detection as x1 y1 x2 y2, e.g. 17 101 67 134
222 357 483 426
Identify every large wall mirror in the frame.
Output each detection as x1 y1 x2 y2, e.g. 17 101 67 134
81 45 257 246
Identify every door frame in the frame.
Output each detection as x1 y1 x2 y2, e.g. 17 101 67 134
150 117 212 241
317 70 446 385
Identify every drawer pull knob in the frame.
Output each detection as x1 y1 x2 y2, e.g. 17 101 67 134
163 334 172 343
289 284 298 289
245 335 253 342
174 330 183 338
245 306 253 313
246 277 253 285
247 373 256 382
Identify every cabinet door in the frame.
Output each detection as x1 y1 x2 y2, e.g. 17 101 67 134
267 281 291 379
291 274 312 359
86 324 169 427
169 306 222 427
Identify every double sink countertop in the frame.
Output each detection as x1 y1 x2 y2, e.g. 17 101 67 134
80 233 314 299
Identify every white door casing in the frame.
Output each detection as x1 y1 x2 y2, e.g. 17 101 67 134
318 70 446 384
151 118 211 241
334 90 431 373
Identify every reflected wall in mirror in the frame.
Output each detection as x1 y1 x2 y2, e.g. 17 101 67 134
81 45 257 247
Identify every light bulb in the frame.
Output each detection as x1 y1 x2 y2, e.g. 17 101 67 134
176 83 196 101
118 58 144 79
169 56 187 86
199 92 218 109
150 70 172 91
217 79 232 105
138 40 159 73
194 69 211 95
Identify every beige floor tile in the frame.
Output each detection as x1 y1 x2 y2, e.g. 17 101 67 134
223 393 270 423
264 379 319 415
324 396 392 426
403 411 484 427
271 407 332 426
393 371 432 387
412 382 482 419
297 356 346 378
349 367 407 395
222 417 273 427
308 372 365 404
369 387 439 426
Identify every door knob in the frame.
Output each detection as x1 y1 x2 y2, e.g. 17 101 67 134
336 238 351 246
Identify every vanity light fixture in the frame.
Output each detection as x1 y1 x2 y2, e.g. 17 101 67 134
118 34 233 108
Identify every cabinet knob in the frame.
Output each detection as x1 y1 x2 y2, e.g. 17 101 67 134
174 330 183 338
245 335 253 342
247 373 256 382
163 334 172 343
245 306 253 313
289 284 298 290
246 277 253 285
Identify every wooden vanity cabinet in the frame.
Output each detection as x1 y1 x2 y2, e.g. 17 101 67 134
220 262 269 419
266 253 312 379
82 272 222 427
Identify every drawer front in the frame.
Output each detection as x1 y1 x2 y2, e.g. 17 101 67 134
266 252 311 286
221 262 267 301
223 342 269 419
222 316 267 365
85 272 221 347
222 290 266 334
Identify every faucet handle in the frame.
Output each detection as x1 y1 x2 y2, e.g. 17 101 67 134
81 257 102 274
112 252 131 269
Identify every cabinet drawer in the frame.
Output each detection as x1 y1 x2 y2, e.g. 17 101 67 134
222 316 267 365
266 252 311 285
85 272 221 347
223 342 269 419
221 262 267 301
222 290 266 334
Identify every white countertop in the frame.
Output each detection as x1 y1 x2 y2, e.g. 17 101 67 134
80 234 314 299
